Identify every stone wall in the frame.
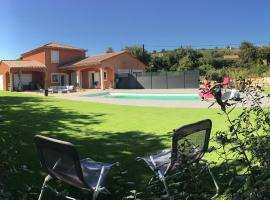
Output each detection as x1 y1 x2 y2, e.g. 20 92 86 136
250 77 270 88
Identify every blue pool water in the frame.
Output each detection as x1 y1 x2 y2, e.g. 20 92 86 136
84 93 199 101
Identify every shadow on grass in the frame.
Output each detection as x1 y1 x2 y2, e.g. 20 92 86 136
48 131 169 199
0 94 168 199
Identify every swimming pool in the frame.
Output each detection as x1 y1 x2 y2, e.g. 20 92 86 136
84 92 199 101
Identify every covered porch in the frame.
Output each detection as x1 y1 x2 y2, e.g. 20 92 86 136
9 68 47 92
60 64 114 90
1 60 47 91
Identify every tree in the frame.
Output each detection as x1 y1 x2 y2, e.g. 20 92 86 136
176 48 202 71
239 41 258 65
198 64 213 76
124 46 151 65
259 46 270 65
149 54 169 72
106 47 114 53
178 55 195 71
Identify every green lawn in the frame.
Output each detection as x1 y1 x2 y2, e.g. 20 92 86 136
0 91 232 199
264 87 270 95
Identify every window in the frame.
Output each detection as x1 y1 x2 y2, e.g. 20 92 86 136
51 50 59 63
51 73 59 83
133 71 143 76
103 70 107 80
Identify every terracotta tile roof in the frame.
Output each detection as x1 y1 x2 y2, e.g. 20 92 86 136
59 51 127 69
21 42 87 56
223 55 240 60
44 43 87 51
2 60 46 69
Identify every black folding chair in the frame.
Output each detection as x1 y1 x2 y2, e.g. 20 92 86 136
34 135 118 200
137 119 219 199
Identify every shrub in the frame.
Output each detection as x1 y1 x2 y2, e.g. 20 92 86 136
206 69 223 82
199 64 214 76
212 80 270 199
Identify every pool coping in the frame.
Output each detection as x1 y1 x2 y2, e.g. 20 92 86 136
23 89 270 108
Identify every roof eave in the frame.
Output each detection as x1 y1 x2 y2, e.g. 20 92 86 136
21 46 88 57
59 62 101 70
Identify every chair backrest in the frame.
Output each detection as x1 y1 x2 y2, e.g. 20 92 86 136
34 135 90 190
171 119 212 166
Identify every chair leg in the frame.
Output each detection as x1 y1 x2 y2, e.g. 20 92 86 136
201 159 219 199
161 177 171 199
38 175 52 200
92 166 105 200
157 170 173 200
92 191 99 200
148 155 172 199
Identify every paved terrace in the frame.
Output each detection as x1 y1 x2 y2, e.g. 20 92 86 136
23 89 268 108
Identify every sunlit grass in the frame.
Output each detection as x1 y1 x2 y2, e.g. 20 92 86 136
0 91 238 199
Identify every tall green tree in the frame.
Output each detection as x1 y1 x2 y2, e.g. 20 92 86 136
149 54 169 72
176 48 202 71
259 46 270 65
106 47 114 53
239 41 258 65
124 46 151 65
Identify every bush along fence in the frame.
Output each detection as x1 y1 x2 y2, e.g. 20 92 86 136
115 69 200 89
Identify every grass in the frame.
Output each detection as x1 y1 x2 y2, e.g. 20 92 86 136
0 91 233 199
264 87 270 95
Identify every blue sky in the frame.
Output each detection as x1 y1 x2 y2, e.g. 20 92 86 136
1 0 270 60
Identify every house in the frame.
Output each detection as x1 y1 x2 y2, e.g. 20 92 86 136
0 43 146 91
223 55 240 60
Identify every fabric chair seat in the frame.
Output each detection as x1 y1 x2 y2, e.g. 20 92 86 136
137 119 219 199
80 158 114 190
34 135 117 200
141 149 171 176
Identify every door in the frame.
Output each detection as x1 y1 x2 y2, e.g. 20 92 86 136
0 75 3 90
88 71 100 88
60 74 65 86
88 71 94 88
94 72 100 88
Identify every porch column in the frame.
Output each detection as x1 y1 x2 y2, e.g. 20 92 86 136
100 67 105 90
44 70 48 90
76 70 81 88
9 71 13 91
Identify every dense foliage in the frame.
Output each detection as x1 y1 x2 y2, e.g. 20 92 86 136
123 41 270 80
213 81 270 199
121 81 270 200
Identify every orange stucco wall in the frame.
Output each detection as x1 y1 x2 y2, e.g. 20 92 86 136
78 53 146 89
31 71 44 85
22 48 86 87
0 62 10 90
46 49 85 86
3 47 145 90
100 52 146 89
102 52 146 71
104 67 114 88
22 49 46 64
77 66 114 89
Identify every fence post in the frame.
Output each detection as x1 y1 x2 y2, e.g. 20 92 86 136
151 71 152 89
166 71 168 89
135 73 138 89
183 71 186 88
